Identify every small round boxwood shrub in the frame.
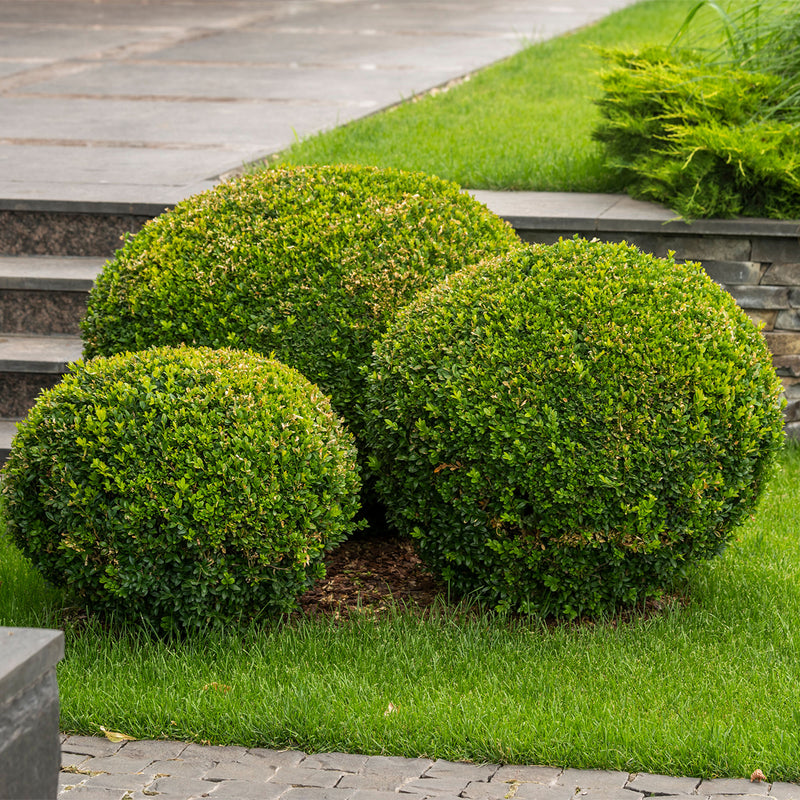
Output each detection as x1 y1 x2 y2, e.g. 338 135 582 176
366 237 785 618
2 346 361 631
81 165 520 454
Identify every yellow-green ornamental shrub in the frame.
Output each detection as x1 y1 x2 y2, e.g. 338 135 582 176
2 347 361 631
366 238 785 618
81 165 520 456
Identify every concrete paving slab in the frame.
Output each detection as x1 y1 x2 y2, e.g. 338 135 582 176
0 62 33 79
0 27 148 62
0 96 348 147
0 144 257 204
22 62 457 105
134 28 522 75
0 0 275 27
470 190 622 229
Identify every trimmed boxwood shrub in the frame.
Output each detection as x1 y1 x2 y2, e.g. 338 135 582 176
81 165 520 455
366 237 785 618
1 346 361 631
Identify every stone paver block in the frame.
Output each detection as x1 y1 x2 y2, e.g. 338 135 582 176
704 261 763 286
77 755 156 774
707 796 774 800
115 739 189 761
59 778 89 795
203 759 278 782
57 787 131 799
146 758 215 779
62 751 92 770
400 775 474 795
62 736 124 758
179 742 249 761
301 752 369 773
625 773 700 795
513 785 576 800
362 755 435 776
246 749 308 769
727 285 790 310
338 756 434 791
577 790 643 800
146 775 218 796
493 766 561 785
80 772 155 791
350 792 412 800
461 780 514 800
768 781 800 799
283 788 357 800
339 773 426 792
271 766 345 788
706 796 772 800
423 760 498 782
700 778 769 795
558 769 629 791
208 778 292 799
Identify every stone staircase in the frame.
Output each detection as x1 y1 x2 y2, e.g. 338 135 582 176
0 256 101 462
0 206 154 464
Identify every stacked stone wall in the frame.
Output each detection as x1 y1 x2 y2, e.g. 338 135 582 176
515 227 800 438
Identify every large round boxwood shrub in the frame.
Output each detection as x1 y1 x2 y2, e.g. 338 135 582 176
366 237 785 618
81 165 520 454
2 346 361 631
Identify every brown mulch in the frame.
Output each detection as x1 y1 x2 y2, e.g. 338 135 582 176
298 533 444 617
297 531 688 626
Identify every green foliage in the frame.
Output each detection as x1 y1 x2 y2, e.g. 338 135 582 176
82 166 520 460
366 237 785 618
1 346 361 632
594 46 800 218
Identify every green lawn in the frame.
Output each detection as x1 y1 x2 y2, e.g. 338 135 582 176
3 445 799 781
269 0 739 191
3 0 797 782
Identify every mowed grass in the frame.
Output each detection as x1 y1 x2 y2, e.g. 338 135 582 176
271 0 742 191
2 446 799 781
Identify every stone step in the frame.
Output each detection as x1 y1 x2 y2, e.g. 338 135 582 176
0 334 82 417
0 256 105 335
0 419 20 464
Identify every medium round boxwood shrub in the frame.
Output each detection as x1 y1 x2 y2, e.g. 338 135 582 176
366 237 785 618
81 165 520 454
2 346 361 631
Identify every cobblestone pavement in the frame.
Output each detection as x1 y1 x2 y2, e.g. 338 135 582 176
59 736 800 800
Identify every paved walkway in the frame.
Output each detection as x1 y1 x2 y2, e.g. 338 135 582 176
0 0 636 210
59 736 799 800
